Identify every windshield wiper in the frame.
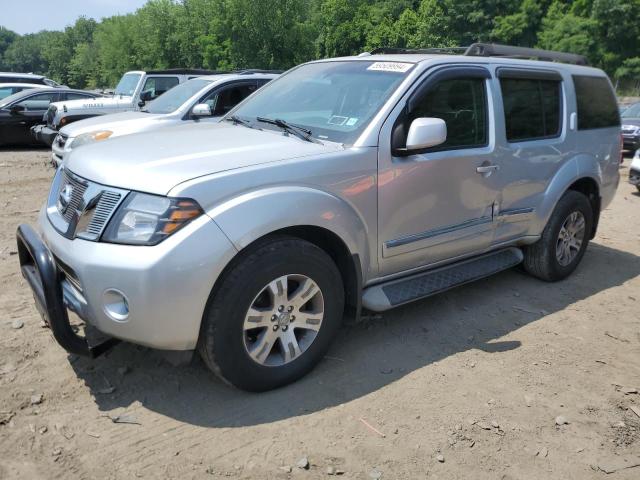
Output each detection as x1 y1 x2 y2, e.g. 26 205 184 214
256 116 316 143
224 115 254 129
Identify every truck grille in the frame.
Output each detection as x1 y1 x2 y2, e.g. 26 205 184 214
84 191 122 237
57 169 88 223
47 168 128 241
47 105 57 128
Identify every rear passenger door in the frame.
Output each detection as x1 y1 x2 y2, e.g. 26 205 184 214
491 68 566 244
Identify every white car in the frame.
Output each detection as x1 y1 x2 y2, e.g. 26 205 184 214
630 150 640 192
0 83 48 100
51 72 277 166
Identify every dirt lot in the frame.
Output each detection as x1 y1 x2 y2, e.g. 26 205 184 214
0 148 639 480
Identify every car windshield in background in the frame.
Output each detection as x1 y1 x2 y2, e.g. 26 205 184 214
622 103 640 118
114 73 142 96
144 78 213 114
0 91 28 109
231 61 413 144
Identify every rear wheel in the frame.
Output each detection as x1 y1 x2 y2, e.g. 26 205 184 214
523 190 593 282
198 236 344 391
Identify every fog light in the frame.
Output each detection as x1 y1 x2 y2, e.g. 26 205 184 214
103 289 129 322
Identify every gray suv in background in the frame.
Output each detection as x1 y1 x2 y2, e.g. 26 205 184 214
17 44 620 391
50 72 278 166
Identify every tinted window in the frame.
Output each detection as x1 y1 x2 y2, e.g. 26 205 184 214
573 75 620 130
203 83 257 116
406 78 488 150
501 78 561 141
141 76 179 100
64 92 94 100
15 92 58 110
145 78 212 114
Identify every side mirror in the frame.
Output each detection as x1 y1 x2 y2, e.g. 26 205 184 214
406 117 447 150
191 103 212 117
10 104 25 115
138 90 152 107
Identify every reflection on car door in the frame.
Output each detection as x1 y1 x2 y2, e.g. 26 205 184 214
5 92 60 145
377 66 501 276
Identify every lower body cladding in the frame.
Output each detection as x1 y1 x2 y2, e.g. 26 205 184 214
17 208 236 356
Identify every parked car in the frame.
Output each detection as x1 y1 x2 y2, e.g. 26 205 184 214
33 69 227 145
0 83 49 100
50 72 278 166
630 149 640 192
0 72 62 87
620 102 640 150
17 44 620 391
0 88 102 147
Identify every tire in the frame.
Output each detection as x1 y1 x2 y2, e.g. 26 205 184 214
198 235 344 391
523 190 593 282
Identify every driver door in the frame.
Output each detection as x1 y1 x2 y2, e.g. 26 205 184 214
2 91 60 145
377 66 501 276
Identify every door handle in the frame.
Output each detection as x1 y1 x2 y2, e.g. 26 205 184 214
476 164 500 176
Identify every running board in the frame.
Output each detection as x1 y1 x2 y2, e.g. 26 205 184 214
362 248 523 312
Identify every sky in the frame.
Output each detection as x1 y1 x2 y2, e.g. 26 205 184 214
1 0 150 35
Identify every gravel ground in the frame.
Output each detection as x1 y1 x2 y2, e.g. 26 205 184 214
0 148 638 479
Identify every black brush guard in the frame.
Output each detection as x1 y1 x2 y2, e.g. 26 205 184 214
16 224 119 357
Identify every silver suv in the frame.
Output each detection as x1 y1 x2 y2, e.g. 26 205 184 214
17 44 621 391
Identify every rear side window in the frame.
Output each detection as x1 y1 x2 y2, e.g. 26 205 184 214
500 78 561 141
572 75 620 130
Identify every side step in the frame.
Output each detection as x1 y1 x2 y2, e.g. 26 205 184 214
362 248 523 312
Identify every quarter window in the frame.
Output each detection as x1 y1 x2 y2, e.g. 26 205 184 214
401 78 488 151
500 78 561 141
572 75 620 130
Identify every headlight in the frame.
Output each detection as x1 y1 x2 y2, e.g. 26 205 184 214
71 130 113 150
102 193 203 245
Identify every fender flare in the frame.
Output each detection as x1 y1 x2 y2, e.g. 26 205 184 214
205 185 371 277
532 154 601 234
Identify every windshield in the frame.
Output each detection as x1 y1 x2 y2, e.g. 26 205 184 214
144 78 213 114
231 60 413 144
622 103 640 119
114 73 142 96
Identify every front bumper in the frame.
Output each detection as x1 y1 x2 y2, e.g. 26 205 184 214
31 124 58 146
630 167 640 186
17 208 237 353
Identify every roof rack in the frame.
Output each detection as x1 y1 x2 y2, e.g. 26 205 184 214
465 43 588 66
365 43 588 66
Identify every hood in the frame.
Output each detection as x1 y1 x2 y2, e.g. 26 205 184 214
60 111 163 138
51 95 134 115
66 122 343 195
621 118 640 127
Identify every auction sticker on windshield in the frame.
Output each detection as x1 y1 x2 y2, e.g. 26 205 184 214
367 62 413 73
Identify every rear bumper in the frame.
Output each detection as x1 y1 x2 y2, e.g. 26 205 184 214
16 224 118 357
31 124 58 146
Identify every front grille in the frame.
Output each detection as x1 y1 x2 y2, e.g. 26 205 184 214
47 106 57 128
47 168 128 241
57 170 88 223
84 191 121 237
54 255 83 293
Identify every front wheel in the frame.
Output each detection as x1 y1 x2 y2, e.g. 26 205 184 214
198 236 344 391
523 190 593 282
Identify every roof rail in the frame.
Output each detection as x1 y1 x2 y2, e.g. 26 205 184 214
147 68 226 75
464 43 588 65
365 43 588 66
370 47 467 55
234 69 284 75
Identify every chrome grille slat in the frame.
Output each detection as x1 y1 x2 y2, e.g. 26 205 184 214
47 168 128 241
85 191 121 236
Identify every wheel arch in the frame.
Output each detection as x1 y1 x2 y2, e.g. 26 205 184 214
535 155 602 239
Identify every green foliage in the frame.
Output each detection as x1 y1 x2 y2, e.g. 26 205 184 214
1 0 639 89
